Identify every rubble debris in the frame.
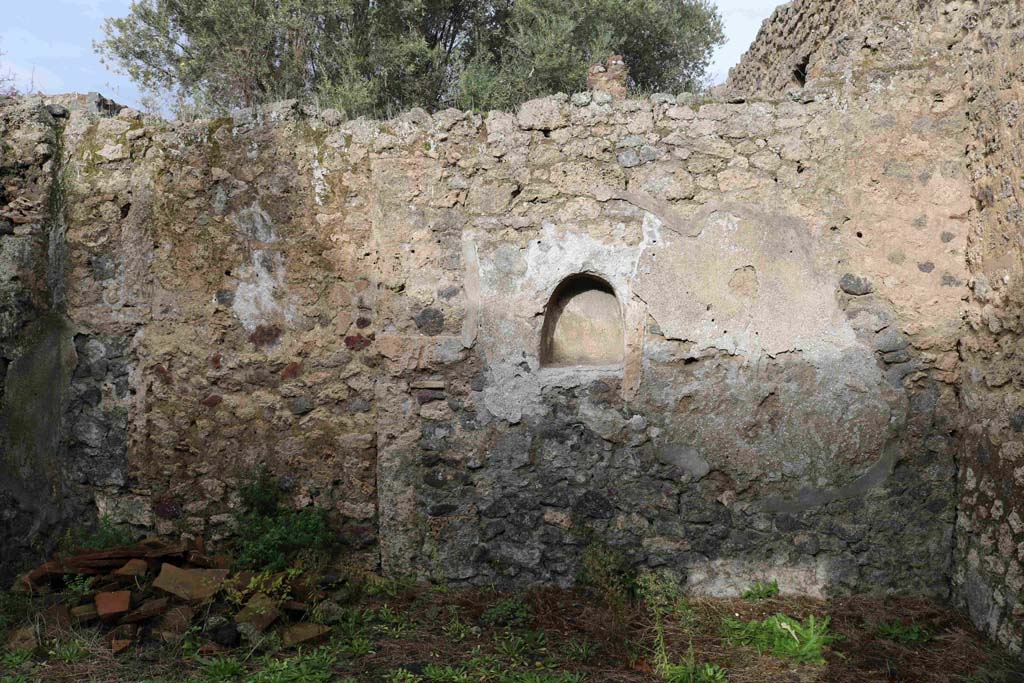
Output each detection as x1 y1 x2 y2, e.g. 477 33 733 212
152 564 228 602
235 593 281 633
95 590 131 622
6 537 333 656
281 623 330 648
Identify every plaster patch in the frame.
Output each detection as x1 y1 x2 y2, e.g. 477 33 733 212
312 154 328 206
635 203 858 359
685 556 830 599
230 250 295 332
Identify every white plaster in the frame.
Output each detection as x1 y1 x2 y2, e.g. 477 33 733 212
229 249 295 332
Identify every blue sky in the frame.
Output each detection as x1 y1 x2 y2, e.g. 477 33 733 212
0 0 785 110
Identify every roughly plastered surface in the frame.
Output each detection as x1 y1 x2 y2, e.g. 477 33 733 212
1 0 1021 659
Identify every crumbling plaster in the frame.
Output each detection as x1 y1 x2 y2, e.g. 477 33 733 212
0 0 1008 652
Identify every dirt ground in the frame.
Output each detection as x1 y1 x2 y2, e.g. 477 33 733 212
3 578 1021 683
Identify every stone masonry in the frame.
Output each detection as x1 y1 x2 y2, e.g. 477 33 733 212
0 0 1022 658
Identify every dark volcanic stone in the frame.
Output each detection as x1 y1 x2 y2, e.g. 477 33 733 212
413 307 445 336
288 396 314 415
210 621 240 647
46 104 70 119
839 273 874 295
573 490 614 519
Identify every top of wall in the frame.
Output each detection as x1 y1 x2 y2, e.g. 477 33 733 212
726 0 974 97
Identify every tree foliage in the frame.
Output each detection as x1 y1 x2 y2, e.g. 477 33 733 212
97 0 724 117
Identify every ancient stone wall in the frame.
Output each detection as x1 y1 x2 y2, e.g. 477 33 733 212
726 0 976 98
730 0 1024 658
953 0 1024 658
1 99 69 582
0 40 972 603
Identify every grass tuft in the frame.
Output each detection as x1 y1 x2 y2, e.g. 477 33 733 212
740 580 779 602
661 660 729 683
46 636 91 664
196 655 246 681
480 598 530 628
722 613 839 664
60 515 135 552
874 620 933 645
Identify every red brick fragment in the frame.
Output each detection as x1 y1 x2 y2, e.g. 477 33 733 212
120 597 169 624
152 564 228 602
281 361 302 379
70 603 99 624
113 559 149 577
344 334 372 351
281 623 330 648
110 639 131 655
235 593 280 633
249 324 282 346
95 591 131 622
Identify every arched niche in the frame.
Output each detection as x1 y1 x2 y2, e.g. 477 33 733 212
540 274 624 368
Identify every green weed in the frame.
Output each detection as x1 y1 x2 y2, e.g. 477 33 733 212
495 632 530 664
196 655 246 681
244 648 336 683
239 465 284 516
335 634 374 657
741 580 779 602
661 661 729 683
495 672 584 683
383 670 423 683
61 515 135 552
371 604 417 635
465 647 503 677
47 636 90 663
874 620 933 645
563 637 599 663
442 607 476 642
0 592 32 630
637 572 696 627
480 598 530 628
423 664 472 683
0 674 39 683
0 651 33 669
365 575 415 598
63 574 96 600
577 541 636 611
722 613 839 664
233 468 335 572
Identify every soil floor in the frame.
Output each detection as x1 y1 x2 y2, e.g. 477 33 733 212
2 581 1021 683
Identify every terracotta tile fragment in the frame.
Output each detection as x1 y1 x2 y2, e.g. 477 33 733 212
152 564 228 601
113 559 149 577
235 593 280 633
95 590 132 622
281 623 330 648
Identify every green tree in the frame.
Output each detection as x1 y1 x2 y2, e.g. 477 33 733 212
96 0 724 117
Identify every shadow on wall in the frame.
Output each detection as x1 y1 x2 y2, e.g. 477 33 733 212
539 275 624 368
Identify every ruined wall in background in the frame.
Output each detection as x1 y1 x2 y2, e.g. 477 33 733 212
0 98 82 581
726 0 975 98
730 0 1024 658
953 0 1024 658
0 41 972 602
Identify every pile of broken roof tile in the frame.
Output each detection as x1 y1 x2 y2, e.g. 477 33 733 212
6 537 332 655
